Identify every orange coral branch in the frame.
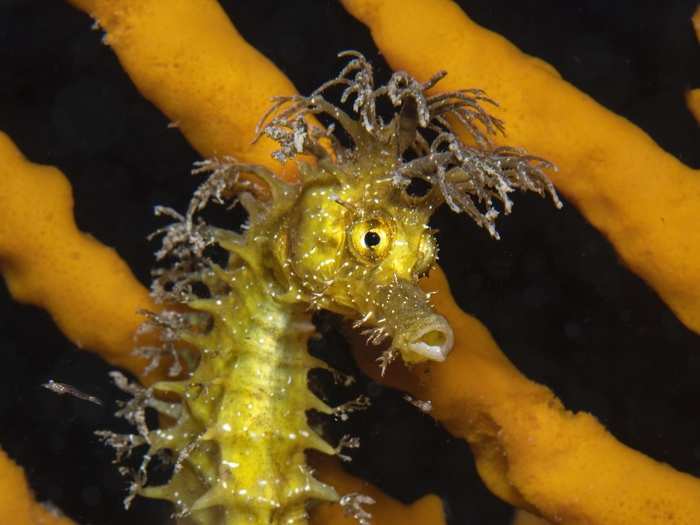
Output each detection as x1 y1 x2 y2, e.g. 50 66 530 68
341 0 700 336
690 7 700 125
66 0 301 180
310 455 445 525
0 131 155 378
350 267 700 524
687 89 700 124
0 447 75 525
511 510 552 525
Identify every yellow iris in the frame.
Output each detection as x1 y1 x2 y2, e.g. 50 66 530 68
348 216 393 263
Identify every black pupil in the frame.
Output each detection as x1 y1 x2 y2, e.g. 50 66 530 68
364 231 381 248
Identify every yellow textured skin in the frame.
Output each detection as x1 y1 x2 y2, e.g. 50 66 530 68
144 272 337 523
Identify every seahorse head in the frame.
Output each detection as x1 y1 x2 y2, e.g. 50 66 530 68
156 52 561 371
258 51 561 369
282 145 449 365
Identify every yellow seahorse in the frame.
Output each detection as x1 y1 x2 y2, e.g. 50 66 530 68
98 51 560 525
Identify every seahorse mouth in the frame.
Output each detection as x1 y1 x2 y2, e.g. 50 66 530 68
356 277 455 364
406 322 454 362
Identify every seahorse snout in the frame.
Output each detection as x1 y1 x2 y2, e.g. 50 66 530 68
357 277 454 364
404 315 453 362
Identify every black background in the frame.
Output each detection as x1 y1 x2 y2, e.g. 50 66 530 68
1 1 699 524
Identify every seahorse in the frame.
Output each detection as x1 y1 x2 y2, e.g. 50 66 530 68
98 51 561 525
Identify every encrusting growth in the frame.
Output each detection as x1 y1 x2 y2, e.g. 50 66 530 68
100 51 559 525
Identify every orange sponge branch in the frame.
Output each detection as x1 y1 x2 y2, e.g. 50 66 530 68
0 131 155 378
310 454 445 525
688 7 700 124
687 89 700 124
67 0 302 181
0 448 75 525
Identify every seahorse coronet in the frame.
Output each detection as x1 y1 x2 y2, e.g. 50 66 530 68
100 51 560 525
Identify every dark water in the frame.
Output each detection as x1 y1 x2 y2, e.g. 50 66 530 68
0 1 699 524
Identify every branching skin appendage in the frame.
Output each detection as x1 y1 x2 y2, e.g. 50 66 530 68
99 51 561 525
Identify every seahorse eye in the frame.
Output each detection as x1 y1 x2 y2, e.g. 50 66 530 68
349 217 393 263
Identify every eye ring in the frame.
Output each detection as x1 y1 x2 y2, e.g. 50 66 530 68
348 215 394 264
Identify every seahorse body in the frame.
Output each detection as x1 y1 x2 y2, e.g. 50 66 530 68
104 52 560 525
148 283 336 524
138 176 341 524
